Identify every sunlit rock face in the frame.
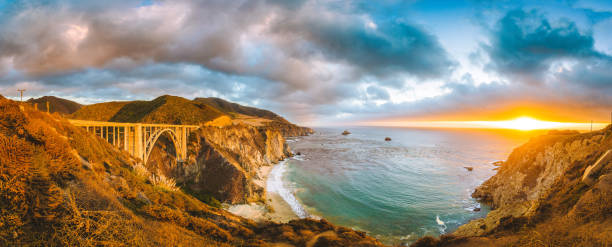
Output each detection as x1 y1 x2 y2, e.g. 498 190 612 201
455 127 612 238
164 125 292 204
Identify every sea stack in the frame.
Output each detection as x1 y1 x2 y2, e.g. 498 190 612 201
385 137 391 141
342 130 351 135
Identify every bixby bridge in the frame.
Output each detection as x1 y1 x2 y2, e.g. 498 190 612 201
68 120 199 164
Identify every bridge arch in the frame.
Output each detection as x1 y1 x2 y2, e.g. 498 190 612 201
143 128 181 165
68 120 199 165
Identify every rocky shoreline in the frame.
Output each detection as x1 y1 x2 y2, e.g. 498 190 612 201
412 126 612 246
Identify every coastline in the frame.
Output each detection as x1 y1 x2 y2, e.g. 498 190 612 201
227 161 299 223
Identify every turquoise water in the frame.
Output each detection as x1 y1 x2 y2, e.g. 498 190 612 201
280 127 541 245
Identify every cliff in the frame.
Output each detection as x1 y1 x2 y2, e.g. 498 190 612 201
148 124 292 204
413 127 612 246
0 96 383 246
70 95 311 203
26 96 82 115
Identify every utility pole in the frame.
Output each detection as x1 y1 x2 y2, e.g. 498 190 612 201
17 89 25 102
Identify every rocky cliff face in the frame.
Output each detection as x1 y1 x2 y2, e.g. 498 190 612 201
163 125 292 204
433 127 612 246
264 121 314 137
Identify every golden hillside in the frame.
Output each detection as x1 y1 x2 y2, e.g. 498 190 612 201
0 96 382 246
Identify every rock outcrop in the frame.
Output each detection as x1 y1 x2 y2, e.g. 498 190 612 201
429 126 612 246
176 125 291 203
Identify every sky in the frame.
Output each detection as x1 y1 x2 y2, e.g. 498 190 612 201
0 0 611 126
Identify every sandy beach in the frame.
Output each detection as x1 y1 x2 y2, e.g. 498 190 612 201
228 163 299 223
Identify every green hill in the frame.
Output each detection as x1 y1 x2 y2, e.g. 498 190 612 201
26 96 83 115
68 101 129 121
194 97 283 121
71 95 227 125
70 95 313 136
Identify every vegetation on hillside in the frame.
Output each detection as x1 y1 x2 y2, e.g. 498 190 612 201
26 96 83 115
194 97 283 121
69 101 130 122
71 95 313 136
0 96 382 246
71 95 227 125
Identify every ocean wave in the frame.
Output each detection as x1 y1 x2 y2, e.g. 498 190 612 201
464 202 481 211
436 215 447 234
267 160 310 218
291 155 307 161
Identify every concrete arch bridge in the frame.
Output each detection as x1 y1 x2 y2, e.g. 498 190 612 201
68 119 199 164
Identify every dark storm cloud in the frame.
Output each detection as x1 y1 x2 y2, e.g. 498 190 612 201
362 8 612 122
482 8 612 106
270 16 455 82
485 9 605 78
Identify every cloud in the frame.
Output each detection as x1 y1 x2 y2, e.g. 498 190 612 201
0 0 453 88
485 9 604 79
1 1 610 124
366 85 390 100
345 8 612 123
269 10 455 82
0 0 456 123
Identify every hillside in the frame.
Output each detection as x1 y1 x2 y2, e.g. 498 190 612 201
26 96 82 115
193 97 313 136
413 127 612 247
71 95 227 125
194 97 282 120
0 96 383 246
71 95 313 136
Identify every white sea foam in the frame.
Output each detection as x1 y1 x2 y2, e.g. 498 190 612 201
291 155 306 161
267 160 309 218
436 215 447 234
464 202 481 211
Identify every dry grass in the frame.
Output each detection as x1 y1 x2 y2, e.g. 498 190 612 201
132 163 178 191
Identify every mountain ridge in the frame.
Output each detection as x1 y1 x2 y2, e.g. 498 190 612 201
26 96 83 115
69 95 313 136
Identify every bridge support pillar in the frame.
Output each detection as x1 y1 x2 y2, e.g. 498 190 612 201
135 124 143 162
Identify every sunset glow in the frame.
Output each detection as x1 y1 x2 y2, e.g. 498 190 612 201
359 116 607 131
471 117 569 131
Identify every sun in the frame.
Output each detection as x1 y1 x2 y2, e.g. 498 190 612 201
483 116 567 131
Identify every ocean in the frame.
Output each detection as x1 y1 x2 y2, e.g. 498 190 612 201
267 126 543 245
